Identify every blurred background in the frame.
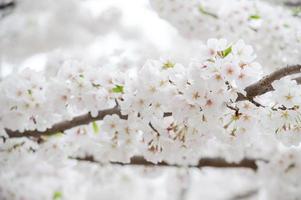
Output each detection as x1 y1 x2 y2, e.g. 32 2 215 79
1 0 299 77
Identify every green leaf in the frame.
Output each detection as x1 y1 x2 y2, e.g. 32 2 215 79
92 121 99 134
54 132 64 137
249 15 261 20
198 5 218 19
162 61 175 69
27 89 32 96
53 191 62 200
112 85 124 93
221 46 232 58
46 132 64 138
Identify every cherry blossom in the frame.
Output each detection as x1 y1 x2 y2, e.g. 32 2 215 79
1 0 301 198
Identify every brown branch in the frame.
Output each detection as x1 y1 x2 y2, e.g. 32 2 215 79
236 64 301 101
0 1 15 10
284 1 301 7
72 155 260 171
5 106 126 138
5 65 301 138
5 108 171 138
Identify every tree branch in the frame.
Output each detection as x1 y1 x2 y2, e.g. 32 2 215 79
5 65 301 138
236 64 301 101
284 1 301 7
0 1 15 10
5 106 126 138
72 155 260 171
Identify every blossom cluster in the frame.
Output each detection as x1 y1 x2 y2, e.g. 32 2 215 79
151 0 301 71
0 39 266 161
1 39 301 199
119 38 266 163
0 38 299 159
0 60 124 132
261 78 301 146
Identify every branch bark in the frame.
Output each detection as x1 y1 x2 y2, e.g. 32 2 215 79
236 64 301 101
5 106 126 138
72 155 260 171
5 65 301 138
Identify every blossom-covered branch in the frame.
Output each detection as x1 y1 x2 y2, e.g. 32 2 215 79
1 0 301 197
236 64 301 101
5 64 301 138
5 106 125 138
73 155 259 171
